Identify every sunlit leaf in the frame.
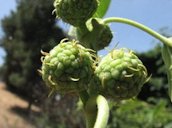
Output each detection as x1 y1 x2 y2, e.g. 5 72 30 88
93 0 111 18
161 42 172 102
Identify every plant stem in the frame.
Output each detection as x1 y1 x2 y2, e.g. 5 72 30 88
103 17 172 47
79 90 90 106
94 95 109 128
85 95 109 128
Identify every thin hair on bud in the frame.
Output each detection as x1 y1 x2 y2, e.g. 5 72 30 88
52 9 56 15
41 56 45 62
108 44 119 59
145 74 151 83
129 49 134 54
128 67 139 72
104 47 111 53
45 63 54 66
86 48 96 53
48 75 56 85
138 64 147 72
37 69 42 75
90 54 98 62
109 42 119 53
114 42 120 49
60 38 69 44
69 77 80 81
41 50 49 56
72 40 78 47
124 74 134 78
48 89 55 97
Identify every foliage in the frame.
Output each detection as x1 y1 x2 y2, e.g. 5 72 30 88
108 100 172 128
93 0 111 18
34 95 85 128
0 0 65 104
138 45 170 103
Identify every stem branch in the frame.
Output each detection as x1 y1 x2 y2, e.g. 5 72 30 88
85 95 109 128
94 95 109 128
103 17 172 47
79 90 89 107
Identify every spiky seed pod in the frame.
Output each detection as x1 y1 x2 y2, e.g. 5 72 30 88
41 39 96 94
95 48 148 101
53 0 99 27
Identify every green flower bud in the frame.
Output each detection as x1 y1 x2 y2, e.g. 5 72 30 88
75 18 113 51
40 39 96 94
95 48 148 100
54 0 99 27
89 18 113 51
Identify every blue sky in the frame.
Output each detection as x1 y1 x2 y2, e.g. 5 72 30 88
0 0 16 65
0 0 172 65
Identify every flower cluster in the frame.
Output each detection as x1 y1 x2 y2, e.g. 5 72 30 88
40 0 148 101
40 39 148 100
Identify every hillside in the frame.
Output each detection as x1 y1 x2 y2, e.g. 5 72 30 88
0 82 40 128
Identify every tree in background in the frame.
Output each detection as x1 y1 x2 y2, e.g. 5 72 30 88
138 30 172 105
0 0 85 127
0 0 65 111
138 45 169 101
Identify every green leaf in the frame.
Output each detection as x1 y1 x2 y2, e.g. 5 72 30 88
93 0 111 18
161 43 172 102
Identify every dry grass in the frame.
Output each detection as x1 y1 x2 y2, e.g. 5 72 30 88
0 82 40 128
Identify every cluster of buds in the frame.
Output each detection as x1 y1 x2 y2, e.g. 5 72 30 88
39 1 172 128
40 39 148 101
39 0 149 101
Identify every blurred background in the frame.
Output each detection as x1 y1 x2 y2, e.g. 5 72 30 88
0 0 172 128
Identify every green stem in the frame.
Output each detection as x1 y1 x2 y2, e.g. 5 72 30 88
85 95 109 128
103 17 172 47
94 95 109 128
79 90 90 107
